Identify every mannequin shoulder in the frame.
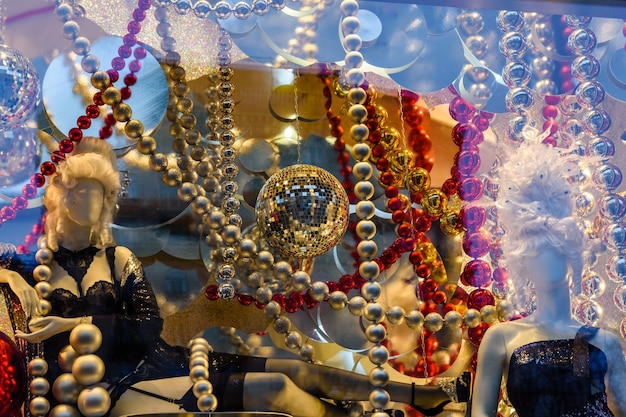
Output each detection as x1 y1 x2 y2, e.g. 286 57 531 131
110 246 142 273
113 245 133 260
484 319 526 339
480 320 530 354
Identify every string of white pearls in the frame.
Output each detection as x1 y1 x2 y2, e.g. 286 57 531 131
237 236 503 338
54 1 100 75
264 301 317 363
188 337 218 412
155 0 287 19
218 326 262 356
27 237 55 415
27 356 51 417
212 31 244 301
338 1 392 415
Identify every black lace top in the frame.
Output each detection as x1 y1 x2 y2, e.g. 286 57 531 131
507 326 614 417
8 247 188 385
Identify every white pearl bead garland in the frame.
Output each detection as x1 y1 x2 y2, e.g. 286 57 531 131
188 337 218 412
339 1 391 414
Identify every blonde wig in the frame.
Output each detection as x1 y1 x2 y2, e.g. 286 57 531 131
44 137 120 251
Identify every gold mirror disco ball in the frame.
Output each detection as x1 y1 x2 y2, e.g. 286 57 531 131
255 164 349 259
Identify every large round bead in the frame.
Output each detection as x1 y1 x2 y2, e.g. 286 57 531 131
255 164 349 258
69 324 102 355
52 373 81 404
49 404 81 417
71 354 105 386
76 386 111 417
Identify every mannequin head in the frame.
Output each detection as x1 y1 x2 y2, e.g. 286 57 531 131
44 137 120 251
66 177 106 227
497 137 585 311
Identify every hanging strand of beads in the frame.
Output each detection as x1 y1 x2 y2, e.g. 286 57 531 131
564 16 625 331
188 337 218 412
496 10 536 315
339 1 391 416
213 28 242 300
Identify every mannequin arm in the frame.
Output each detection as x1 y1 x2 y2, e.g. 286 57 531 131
0 266 41 318
15 315 86 342
471 324 507 417
105 247 165 354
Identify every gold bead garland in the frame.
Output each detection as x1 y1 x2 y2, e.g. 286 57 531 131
151 3 244 300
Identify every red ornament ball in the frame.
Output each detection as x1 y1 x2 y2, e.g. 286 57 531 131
0 332 27 417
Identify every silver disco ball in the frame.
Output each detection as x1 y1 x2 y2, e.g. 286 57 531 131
255 164 349 259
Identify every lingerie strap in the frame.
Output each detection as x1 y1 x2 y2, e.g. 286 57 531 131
573 325 599 378
105 247 117 282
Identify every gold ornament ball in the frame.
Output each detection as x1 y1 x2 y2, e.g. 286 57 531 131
101 87 121 106
193 379 213 397
255 164 349 259
440 209 464 236
76 386 111 417
112 103 132 122
90 71 110 90
30 376 50 396
49 404 81 417
71 354 105 386
136 135 157 155
52 373 81 404
124 119 144 139
58 345 78 372
406 167 431 194
197 393 218 412
69 323 102 355
28 357 49 376
149 152 169 172
29 396 50 415
421 189 448 218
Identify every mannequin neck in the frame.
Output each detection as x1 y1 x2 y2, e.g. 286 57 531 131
532 280 574 323
525 247 576 325
57 219 94 252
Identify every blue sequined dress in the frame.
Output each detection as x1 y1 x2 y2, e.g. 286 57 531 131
506 326 614 417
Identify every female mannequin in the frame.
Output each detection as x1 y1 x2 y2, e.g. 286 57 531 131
1 137 471 417
471 138 626 417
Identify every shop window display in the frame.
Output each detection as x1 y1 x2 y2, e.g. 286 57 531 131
0 1 624 417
